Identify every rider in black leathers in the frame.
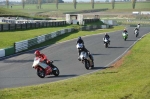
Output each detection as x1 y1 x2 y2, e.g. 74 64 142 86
76 37 92 61
134 27 139 34
123 29 128 33
103 33 110 45
76 37 84 45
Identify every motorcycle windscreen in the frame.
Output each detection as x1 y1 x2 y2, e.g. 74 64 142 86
76 43 83 49
104 39 108 42
122 33 126 36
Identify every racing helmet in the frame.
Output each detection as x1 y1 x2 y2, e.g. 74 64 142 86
78 36 81 39
34 50 40 57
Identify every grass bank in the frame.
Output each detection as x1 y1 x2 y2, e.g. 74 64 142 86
0 31 150 99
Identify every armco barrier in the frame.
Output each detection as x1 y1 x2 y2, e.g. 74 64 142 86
37 35 46 44
0 21 66 32
15 40 28 53
14 28 74 53
0 49 5 57
28 38 38 48
80 25 108 31
5 47 15 56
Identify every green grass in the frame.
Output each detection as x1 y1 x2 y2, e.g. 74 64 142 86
0 7 28 16
1 2 150 16
0 26 70 49
0 31 150 99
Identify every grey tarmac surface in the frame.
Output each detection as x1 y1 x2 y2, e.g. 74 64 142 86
0 27 150 89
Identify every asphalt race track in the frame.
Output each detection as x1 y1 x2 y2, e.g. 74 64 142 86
0 27 150 89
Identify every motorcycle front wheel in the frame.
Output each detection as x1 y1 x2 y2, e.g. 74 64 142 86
52 66 60 76
105 43 108 48
84 60 90 70
37 68 45 78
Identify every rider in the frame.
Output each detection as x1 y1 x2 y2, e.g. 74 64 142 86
103 33 110 45
137 23 140 28
76 37 84 45
34 50 55 68
134 27 139 34
76 37 92 61
123 29 128 33
76 37 85 55
78 46 93 62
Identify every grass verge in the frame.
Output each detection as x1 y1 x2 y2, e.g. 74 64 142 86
0 32 150 99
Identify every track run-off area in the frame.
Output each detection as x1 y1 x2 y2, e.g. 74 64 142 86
0 27 150 89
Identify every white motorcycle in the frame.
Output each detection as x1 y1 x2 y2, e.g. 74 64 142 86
134 30 139 37
103 38 109 48
137 25 140 29
32 57 59 78
76 43 84 49
77 43 94 69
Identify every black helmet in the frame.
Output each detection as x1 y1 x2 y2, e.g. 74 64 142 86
78 37 81 39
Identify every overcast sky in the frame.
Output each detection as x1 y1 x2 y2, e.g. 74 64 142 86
2 0 101 2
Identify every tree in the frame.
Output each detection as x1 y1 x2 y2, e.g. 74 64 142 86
91 0 94 9
6 0 9 8
112 0 115 9
38 0 42 9
56 0 58 9
131 0 136 9
22 0 25 9
73 0 77 9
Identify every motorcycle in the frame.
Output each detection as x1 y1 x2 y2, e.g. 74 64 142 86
122 32 128 41
103 38 109 48
134 30 139 37
77 43 94 70
76 43 84 49
32 57 59 78
79 51 94 70
137 25 140 29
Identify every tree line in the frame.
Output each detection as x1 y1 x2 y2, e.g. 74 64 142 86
5 0 138 9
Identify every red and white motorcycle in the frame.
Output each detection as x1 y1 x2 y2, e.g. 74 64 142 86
32 57 59 78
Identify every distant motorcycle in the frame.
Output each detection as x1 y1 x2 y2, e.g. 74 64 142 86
103 38 109 48
77 43 94 70
134 30 139 37
137 25 140 29
32 57 59 78
122 32 128 41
